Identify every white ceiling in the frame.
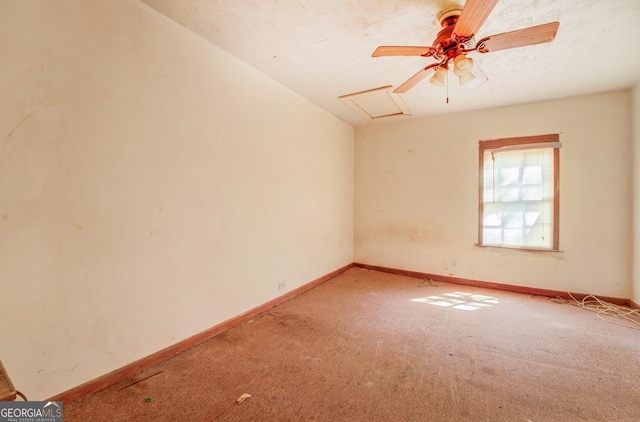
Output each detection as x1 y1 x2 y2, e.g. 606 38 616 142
140 0 640 127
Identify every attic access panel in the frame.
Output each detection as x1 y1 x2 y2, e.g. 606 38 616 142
339 86 411 121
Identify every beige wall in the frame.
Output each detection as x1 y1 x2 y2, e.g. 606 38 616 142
355 91 632 298
633 82 640 304
0 0 353 399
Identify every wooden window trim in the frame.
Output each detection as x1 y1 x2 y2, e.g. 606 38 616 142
478 134 560 251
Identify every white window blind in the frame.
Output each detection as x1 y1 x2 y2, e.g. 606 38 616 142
481 146 556 249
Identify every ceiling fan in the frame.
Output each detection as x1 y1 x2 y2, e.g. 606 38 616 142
372 0 560 93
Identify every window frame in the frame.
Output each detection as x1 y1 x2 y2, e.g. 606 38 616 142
477 134 560 251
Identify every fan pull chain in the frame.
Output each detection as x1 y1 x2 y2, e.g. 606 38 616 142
446 68 449 104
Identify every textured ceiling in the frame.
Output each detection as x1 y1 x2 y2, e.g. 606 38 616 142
140 0 640 127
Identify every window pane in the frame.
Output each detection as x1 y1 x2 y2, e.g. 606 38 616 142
522 166 542 184
500 187 520 202
499 167 519 187
483 167 494 202
524 211 540 227
503 229 522 245
484 213 501 226
484 228 502 245
522 186 541 200
503 213 523 229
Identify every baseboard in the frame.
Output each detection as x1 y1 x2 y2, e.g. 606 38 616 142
49 263 354 403
353 262 634 307
630 299 640 310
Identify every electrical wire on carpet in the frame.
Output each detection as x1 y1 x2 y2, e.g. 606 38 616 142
568 291 640 330
418 278 439 287
530 295 569 304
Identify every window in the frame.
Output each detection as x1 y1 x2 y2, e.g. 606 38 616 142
478 134 560 250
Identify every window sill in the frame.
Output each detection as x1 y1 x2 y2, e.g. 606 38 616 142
474 244 564 258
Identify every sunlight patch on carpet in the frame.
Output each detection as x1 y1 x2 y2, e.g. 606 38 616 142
411 292 498 311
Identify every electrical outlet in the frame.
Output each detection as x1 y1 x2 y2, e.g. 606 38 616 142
278 282 286 290
450 258 457 269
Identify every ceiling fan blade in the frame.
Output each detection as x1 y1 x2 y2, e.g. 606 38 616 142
393 64 440 93
453 0 499 40
372 46 435 57
476 21 560 53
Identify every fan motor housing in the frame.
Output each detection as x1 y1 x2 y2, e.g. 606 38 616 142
433 8 466 60
438 8 462 28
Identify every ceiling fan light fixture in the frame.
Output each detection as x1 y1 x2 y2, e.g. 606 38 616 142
453 54 473 76
429 65 448 87
458 71 477 86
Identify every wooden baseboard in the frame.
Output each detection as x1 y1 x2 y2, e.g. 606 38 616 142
49 263 354 404
353 262 634 307
630 299 640 310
